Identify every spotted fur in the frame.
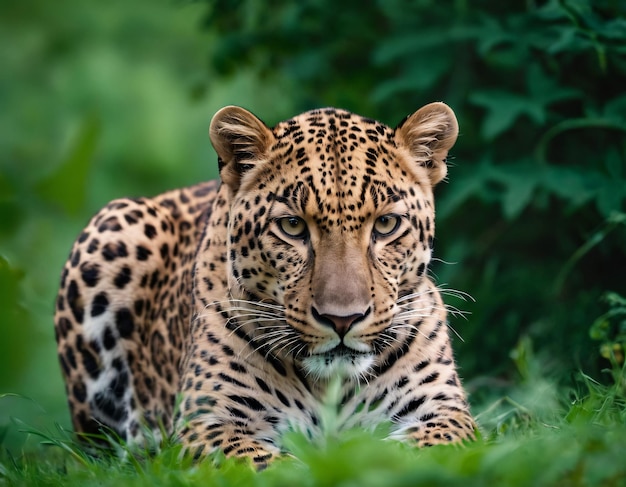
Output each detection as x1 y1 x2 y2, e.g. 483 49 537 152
55 103 476 467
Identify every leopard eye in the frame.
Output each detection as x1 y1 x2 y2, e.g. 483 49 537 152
278 217 308 238
373 214 401 237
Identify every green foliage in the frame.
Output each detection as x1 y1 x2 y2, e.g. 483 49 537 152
0 258 30 373
589 291 626 371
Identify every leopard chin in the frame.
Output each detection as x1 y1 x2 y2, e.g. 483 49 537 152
301 348 375 380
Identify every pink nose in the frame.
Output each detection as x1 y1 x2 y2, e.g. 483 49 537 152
312 307 370 337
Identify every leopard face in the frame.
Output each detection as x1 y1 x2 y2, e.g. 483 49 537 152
210 104 457 380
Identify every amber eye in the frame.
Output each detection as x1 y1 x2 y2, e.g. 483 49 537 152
278 217 308 238
373 214 401 237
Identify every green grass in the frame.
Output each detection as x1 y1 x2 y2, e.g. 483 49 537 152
2 364 625 487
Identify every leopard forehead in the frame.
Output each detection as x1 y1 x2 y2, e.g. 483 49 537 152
272 107 397 174
239 108 430 230
275 107 392 140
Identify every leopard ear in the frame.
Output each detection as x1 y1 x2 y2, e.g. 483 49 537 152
209 106 274 192
394 102 459 185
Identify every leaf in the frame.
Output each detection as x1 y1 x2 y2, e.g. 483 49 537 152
545 25 586 55
373 26 481 64
502 176 536 220
437 157 494 220
541 166 595 207
469 91 540 140
35 115 100 215
603 148 623 179
595 178 626 218
470 66 580 140
604 291 626 308
533 0 569 21
598 17 626 41
589 318 610 341
474 15 516 56
371 56 450 102
526 64 580 105
603 94 626 122
487 161 539 219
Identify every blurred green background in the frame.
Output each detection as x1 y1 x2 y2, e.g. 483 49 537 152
1 0 625 451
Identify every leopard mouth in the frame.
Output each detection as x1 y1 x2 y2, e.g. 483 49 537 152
320 343 369 359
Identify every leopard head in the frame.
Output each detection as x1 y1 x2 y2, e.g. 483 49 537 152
209 103 458 379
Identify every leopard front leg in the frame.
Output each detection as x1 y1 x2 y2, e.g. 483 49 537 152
175 329 303 469
177 419 280 469
399 408 477 447
381 326 478 448
384 375 477 447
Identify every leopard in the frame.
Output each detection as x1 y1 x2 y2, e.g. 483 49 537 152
54 102 477 468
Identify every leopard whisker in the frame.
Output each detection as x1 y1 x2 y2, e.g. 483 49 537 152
220 313 288 339
226 311 286 322
250 329 294 343
395 300 470 320
397 286 474 305
435 286 475 302
386 323 428 340
396 305 470 321
446 322 464 342
260 335 301 360
283 340 302 358
443 304 470 321
253 324 291 332
276 337 305 358
295 343 308 359
197 308 284 325
201 298 288 318
377 333 399 348
228 319 289 331
245 334 291 360
228 299 288 312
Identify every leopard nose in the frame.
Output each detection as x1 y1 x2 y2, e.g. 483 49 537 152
311 306 371 337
